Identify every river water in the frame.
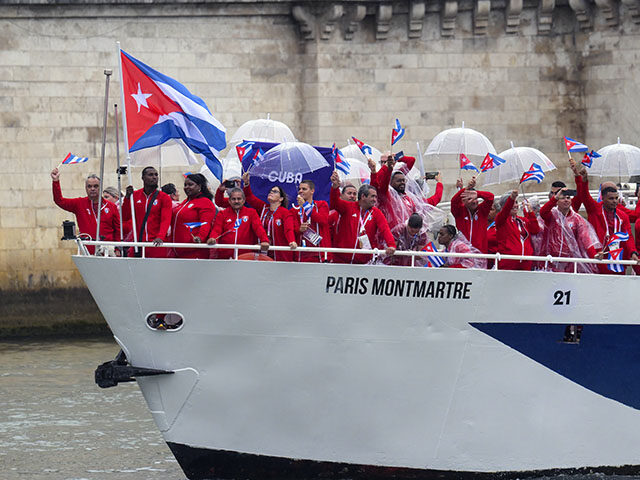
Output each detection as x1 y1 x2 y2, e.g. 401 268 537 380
1 338 639 480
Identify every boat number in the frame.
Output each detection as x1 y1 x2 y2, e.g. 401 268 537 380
553 290 571 305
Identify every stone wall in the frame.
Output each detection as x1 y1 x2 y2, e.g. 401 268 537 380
1 0 639 290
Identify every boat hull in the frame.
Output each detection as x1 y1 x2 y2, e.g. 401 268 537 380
74 256 640 477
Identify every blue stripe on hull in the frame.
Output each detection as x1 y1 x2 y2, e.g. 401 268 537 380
470 323 640 410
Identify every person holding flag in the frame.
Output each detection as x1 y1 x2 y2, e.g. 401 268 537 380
51 167 121 254
450 176 495 253
241 172 297 261
578 170 638 274
167 173 216 259
330 171 396 264
122 166 173 258
207 188 269 259
494 190 541 271
539 188 601 273
291 180 331 262
372 152 444 232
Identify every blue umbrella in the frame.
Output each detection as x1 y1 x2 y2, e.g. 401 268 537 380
247 141 334 205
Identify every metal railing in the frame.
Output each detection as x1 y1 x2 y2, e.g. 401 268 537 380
78 239 639 274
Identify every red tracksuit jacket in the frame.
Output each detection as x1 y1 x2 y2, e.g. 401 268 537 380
580 179 636 274
450 187 495 253
330 187 396 264
122 188 172 258
495 196 541 271
52 181 120 251
168 196 216 259
244 186 296 261
291 200 331 262
209 206 269 259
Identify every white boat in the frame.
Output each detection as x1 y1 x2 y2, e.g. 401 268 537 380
75 241 640 479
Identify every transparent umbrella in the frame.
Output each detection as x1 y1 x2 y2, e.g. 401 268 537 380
229 116 297 144
337 159 371 189
483 143 556 186
425 122 496 162
249 142 332 203
592 138 640 179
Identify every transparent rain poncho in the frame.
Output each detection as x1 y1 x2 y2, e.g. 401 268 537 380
540 207 602 273
377 166 448 237
444 232 488 269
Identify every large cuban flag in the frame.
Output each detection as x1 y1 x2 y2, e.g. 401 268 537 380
119 49 227 180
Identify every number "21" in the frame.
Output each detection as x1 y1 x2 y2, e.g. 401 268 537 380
553 290 571 305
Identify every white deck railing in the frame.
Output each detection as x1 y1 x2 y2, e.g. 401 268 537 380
78 239 639 274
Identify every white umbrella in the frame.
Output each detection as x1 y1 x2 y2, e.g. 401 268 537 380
338 159 371 188
425 123 496 161
483 144 556 186
340 143 383 165
229 117 297 144
592 138 640 178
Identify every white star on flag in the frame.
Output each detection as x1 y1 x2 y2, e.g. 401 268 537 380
131 83 152 113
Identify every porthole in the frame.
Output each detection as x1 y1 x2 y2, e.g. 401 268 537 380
146 312 184 331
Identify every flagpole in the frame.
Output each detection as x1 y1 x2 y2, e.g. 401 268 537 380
96 68 112 249
117 41 139 252
114 103 124 241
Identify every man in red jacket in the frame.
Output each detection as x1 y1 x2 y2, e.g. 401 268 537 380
207 188 269 259
292 180 331 262
330 171 396 264
122 166 172 258
450 176 494 253
579 174 638 274
371 153 443 231
329 184 357 246
51 168 120 254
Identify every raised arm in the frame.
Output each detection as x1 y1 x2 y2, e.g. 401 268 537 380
477 190 496 216
495 192 516 227
214 187 230 209
243 185 267 211
427 176 443 206
540 196 557 223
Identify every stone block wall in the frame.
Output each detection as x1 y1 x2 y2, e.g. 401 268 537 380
1 0 640 289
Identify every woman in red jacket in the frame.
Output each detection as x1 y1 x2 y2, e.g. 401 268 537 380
167 173 216 259
495 190 541 271
242 172 297 261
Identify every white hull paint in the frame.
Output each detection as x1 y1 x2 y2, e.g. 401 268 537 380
75 256 640 474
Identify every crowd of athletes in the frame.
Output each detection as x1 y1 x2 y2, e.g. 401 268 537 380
51 151 640 274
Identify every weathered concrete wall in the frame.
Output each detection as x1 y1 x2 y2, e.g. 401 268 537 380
1 0 640 290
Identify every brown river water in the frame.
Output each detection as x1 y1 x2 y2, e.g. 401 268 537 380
1 337 639 480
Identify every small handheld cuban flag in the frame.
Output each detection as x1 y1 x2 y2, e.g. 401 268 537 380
563 136 588 153
250 148 264 169
605 231 630 248
391 118 405 146
61 152 89 165
352 137 373 156
607 247 625 273
233 218 242 230
422 242 446 268
460 153 479 173
581 149 601 168
184 221 208 230
236 140 255 163
302 201 313 217
332 143 350 174
520 163 545 184
479 153 506 173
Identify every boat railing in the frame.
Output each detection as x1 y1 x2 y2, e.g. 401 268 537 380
77 239 639 273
